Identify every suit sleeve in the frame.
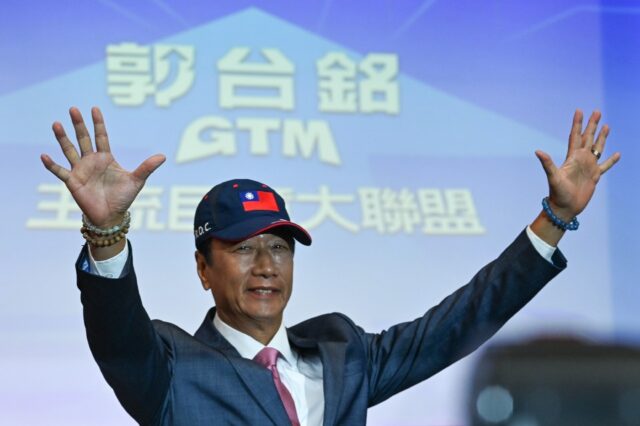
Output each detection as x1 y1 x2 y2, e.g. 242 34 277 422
76 242 171 425
363 229 567 406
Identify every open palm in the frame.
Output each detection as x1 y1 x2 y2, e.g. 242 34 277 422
41 107 165 227
535 110 620 219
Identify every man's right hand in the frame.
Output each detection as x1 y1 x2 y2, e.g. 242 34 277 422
41 107 165 257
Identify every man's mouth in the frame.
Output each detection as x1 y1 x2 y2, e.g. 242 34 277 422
248 287 279 295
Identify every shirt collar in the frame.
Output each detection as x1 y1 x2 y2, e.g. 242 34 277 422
213 313 296 366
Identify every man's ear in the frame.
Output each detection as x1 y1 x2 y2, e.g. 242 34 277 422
195 250 211 291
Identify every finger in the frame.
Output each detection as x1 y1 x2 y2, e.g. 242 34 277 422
599 152 621 175
69 107 94 155
132 154 166 182
92 106 111 153
535 150 558 178
40 154 71 182
582 110 601 148
568 109 583 152
52 121 80 166
593 123 610 153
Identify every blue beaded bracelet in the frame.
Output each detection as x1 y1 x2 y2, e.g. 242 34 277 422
541 197 579 231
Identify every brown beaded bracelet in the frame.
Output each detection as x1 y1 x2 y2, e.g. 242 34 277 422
81 227 129 247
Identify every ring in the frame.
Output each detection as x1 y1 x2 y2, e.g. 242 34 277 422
591 148 602 160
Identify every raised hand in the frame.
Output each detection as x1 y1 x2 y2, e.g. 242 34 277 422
531 110 621 246
535 110 620 220
41 107 166 228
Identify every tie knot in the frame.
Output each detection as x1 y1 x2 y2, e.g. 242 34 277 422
253 347 280 368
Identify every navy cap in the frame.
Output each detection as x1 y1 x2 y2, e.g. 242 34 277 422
193 179 312 247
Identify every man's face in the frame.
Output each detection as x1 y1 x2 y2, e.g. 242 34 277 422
196 232 294 338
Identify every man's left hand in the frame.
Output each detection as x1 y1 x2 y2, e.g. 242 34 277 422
535 109 621 221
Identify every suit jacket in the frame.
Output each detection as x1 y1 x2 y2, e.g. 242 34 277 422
76 230 566 425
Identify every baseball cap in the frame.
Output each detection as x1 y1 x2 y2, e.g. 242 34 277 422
193 179 312 248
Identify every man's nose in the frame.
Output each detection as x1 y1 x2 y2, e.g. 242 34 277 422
252 248 277 278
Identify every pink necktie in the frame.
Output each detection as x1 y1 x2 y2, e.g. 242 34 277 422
253 347 301 426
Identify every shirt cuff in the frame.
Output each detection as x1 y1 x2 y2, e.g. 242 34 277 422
87 244 129 278
526 225 556 264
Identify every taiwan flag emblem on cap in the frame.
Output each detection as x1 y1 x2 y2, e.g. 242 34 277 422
240 191 280 212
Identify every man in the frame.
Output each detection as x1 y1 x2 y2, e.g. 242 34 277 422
41 107 619 425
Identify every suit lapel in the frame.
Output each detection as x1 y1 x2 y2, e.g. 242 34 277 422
318 341 347 426
288 331 348 426
227 358 292 425
193 307 239 357
194 308 291 425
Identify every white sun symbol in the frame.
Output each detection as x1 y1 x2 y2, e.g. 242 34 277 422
245 192 255 200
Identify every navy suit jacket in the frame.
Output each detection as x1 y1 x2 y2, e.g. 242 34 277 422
76 230 566 425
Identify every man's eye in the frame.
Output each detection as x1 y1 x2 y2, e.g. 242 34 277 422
235 245 251 252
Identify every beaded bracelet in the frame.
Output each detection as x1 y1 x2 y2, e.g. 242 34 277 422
541 197 579 231
82 211 131 236
81 211 131 247
81 229 128 247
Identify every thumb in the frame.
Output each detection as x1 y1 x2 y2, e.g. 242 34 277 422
133 154 166 182
535 150 557 178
